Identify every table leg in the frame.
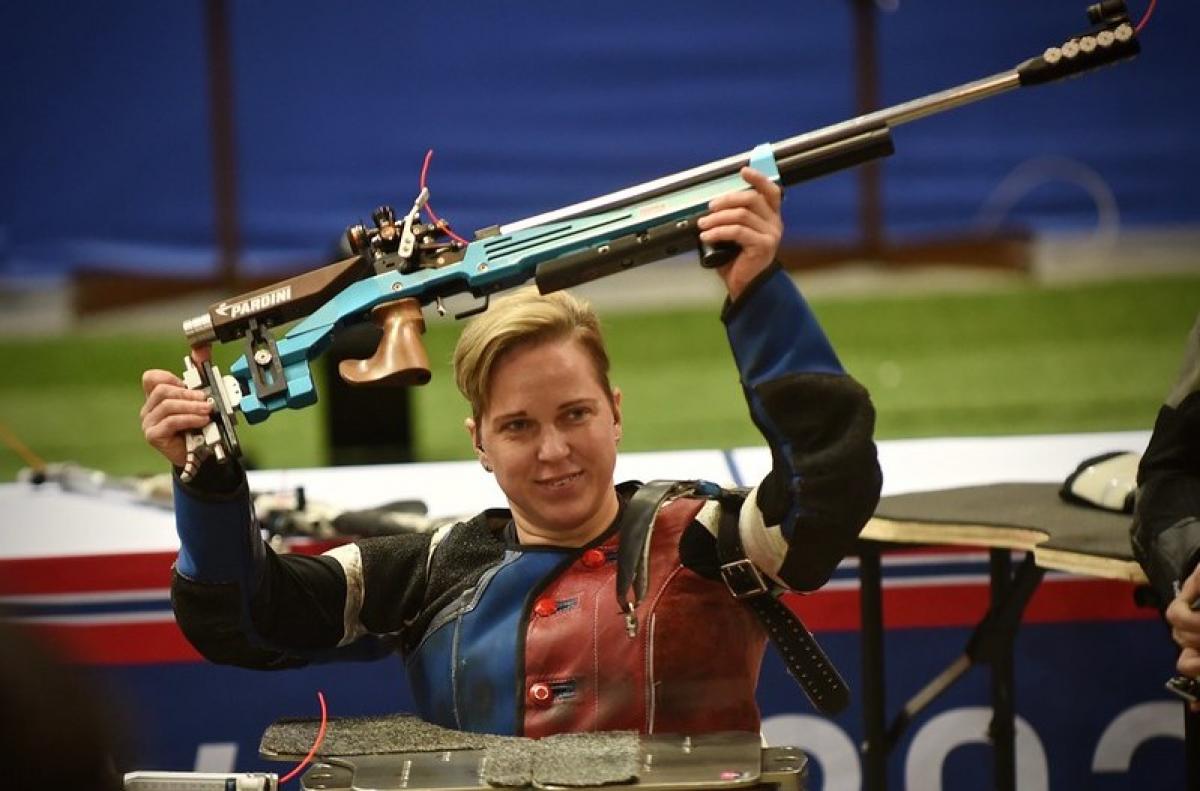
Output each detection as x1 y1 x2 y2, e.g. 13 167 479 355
988 549 1016 791
858 542 887 791
1187 703 1199 789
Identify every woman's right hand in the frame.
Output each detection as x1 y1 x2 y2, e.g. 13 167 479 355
140 347 214 469
1168 564 1200 674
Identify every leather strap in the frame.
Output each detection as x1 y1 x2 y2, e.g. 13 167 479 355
616 480 721 617
714 491 851 716
615 480 850 715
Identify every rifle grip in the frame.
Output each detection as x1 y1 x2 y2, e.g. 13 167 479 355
338 298 432 387
699 239 740 269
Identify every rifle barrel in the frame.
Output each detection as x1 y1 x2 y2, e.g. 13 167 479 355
500 69 1019 236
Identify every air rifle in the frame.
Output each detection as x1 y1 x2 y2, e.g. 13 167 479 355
177 3 1140 479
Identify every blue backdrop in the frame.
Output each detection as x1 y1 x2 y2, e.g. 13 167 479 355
3 1 1198 278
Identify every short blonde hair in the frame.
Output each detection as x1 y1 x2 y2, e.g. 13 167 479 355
453 287 613 420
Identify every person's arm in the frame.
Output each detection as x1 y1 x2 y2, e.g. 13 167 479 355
722 265 881 591
1131 314 1200 683
700 169 882 592
169 461 393 667
142 360 427 667
1131 401 1200 607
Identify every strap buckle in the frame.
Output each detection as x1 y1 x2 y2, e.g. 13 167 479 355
720 558 769 599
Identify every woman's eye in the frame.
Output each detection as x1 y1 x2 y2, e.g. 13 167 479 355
501 419 528 434
565 407 592 422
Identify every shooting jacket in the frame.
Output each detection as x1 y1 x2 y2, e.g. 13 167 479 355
170 264 882 736
1131 314 1200 607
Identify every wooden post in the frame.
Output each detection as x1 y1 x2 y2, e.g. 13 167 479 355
204 0 241 292
852 0 884 256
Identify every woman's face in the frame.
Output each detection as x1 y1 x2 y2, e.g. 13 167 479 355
471 337 622 546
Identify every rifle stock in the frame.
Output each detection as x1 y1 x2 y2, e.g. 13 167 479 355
338 298 431 387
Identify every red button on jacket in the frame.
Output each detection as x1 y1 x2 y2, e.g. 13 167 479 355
528 682 552 706
532 597 557 617
580 548 606 569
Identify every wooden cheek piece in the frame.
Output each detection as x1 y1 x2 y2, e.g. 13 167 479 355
338 298 432 386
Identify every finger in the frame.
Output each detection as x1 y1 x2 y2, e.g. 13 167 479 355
1170 617 1200 646
190 345 212 365
140 383 175 421
142 396 213 431
698 206 774 236
1167 595 1200 627
144 394 214 424
140 382 207 420
708 185 774 217
142 369 184 397
740 167 782 212
1178 647 1200 677
144 413 213 444
707 196 783 242
699 224 773 251
1177 617 1200 640
1181 566 1200 599
1174 630 1200 651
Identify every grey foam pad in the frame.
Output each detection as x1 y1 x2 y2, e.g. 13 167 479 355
875 482 1134 560
479 738 533 787
530 731 640 787
477 731 640 787
261 714 640 788
260 713 508 757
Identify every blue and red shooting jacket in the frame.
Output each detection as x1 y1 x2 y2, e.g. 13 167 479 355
170 265 881 736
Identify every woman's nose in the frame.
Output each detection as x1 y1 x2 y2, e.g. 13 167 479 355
537 427 570 461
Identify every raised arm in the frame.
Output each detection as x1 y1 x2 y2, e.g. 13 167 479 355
704 169 882 592
141 360 427 667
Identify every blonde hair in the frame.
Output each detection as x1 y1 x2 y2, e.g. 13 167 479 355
453 287 613 420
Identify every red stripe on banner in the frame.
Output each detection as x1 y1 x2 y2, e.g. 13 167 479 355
6 547 1154 663
0 553 179 595
785 577 1156 632
25 621 202 665
1024 577 1153 624
0 540 342 596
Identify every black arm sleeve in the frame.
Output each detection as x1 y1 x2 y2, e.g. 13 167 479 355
1131 393 1200 607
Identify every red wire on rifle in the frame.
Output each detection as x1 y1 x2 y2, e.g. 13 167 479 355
419 149 471 246
1135 0 1156 33
279 690 328 785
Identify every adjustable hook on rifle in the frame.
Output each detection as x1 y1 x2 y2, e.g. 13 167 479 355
453 295 490 320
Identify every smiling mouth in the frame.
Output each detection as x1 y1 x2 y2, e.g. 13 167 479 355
538 472 583 489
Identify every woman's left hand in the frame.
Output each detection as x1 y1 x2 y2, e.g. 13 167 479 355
698 166 784 301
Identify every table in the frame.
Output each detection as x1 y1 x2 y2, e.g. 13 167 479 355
856 481 1195 791
5 430 1182 786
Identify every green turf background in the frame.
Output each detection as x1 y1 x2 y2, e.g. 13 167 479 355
0 274 1196 481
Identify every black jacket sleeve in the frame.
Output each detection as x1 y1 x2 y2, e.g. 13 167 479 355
722 263 882 591
169 462 430 668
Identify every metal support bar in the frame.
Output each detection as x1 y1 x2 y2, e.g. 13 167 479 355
881 552 1044 754
1187 704 1199 789
989 549 1017 791
858 541 888 791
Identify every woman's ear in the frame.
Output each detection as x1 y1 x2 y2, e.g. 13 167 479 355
612 387 623 443
465 417 492 472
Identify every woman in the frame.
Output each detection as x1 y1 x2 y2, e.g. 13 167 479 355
140 168 881 735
